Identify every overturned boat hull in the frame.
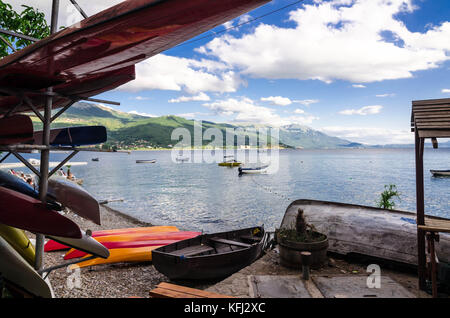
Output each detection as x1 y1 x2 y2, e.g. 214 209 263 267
280 199 450 266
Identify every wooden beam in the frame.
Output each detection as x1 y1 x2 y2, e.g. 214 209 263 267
418 130 450 138
413 98 450 106
415 133 426 291
431 138 438 149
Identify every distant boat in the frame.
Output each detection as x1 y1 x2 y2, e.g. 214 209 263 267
430 170 450 177
218 155 242 167
175 157 189 163
136 160 156 164
92 158 99 162
152 226 266 280
238 165 269 175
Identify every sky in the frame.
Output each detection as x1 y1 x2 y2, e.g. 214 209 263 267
5 0 450 145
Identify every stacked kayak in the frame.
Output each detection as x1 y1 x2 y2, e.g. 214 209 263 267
45 226 201 269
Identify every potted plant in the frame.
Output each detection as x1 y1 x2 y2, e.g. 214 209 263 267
276 208 328 269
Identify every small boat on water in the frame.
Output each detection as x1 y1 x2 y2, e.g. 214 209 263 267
430 170 450 177
280 199 450 266
92 158 99 162
218 155 242 167
152 226 267 280
175 157 189 163
136 159 156 164
238 165 269 175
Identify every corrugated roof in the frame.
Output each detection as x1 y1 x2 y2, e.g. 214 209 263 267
411 98 450 138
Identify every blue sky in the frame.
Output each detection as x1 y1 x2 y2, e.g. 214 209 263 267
7 0 450 144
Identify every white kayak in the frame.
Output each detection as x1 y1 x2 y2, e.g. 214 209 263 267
280 199 450 266
46 232 110 259
47 177 100 225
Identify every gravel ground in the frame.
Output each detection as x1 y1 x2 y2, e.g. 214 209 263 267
43 205 171 298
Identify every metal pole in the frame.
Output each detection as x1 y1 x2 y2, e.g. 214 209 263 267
415 132 426 290
35 0 60 271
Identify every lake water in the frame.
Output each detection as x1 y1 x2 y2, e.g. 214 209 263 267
4 148 449 232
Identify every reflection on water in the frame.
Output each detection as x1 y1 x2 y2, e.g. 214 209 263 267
4 148 449 233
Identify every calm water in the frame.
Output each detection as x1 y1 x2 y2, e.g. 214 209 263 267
5 149 449 232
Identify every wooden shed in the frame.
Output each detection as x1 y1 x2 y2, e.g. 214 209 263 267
411 98 450 294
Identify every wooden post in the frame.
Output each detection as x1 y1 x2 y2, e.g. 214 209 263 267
301 251 311 280
415 132 426 290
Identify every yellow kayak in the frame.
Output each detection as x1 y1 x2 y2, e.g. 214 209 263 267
218 162 242 167
71 245 162 269
0 224 35 265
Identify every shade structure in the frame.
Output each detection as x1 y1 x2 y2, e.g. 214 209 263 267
411 98 450 290
0 0 270 117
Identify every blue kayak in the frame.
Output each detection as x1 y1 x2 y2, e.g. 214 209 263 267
0 170 62 211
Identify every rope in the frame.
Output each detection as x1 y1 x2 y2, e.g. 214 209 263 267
249 174 293 202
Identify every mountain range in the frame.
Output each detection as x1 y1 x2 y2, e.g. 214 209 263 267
30 102 373 149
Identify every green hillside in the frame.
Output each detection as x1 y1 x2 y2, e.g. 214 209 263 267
31 102 357 149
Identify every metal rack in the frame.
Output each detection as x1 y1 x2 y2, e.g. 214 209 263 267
0 0 119 272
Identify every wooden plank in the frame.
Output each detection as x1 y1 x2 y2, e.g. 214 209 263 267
170 244 214 257
413 109 450 115
413 98 450 106
416 124 450 128
415 117 450 123
414 113 450 119
418 130 450 138
209 237 251 248
149 287 203 298
413 105 450 110
150 282 234 298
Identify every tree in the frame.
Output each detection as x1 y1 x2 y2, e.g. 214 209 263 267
0 1 50 57
377 184 401 210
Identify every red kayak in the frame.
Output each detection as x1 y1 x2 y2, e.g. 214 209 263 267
44 225 180 251
0 115 33 145
0 0 269 116
0 187 82 238
64 239 180 260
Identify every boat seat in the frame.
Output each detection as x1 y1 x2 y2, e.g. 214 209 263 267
240 234 261 243
170 244 214 257
209 237 251 248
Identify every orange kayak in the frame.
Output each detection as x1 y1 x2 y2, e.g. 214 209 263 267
64 231 201 260
45 226 179 251
70 246 162 269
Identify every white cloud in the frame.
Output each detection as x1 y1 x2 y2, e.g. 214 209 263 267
119 54 244 94
293 99 319 106
339 105 383 115
199 0 450 83
134 96 149 101
128 111 157 118
320 126 413 145
260 96 292 106
442 89 450 93
294 109 305 114
203 97 318 126
376 93 396 97
352 84 366 88
169 93 211 103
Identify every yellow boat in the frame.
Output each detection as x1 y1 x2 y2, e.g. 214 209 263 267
218 161 242 167
70 245 162 269
0 224 35 265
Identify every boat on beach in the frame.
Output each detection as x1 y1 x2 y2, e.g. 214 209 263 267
430 170 450 177
280 199 450 266
152 226 267 280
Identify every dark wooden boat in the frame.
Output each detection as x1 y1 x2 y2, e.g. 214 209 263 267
136 159 156 164
152 226 266 280
430 170 450 177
